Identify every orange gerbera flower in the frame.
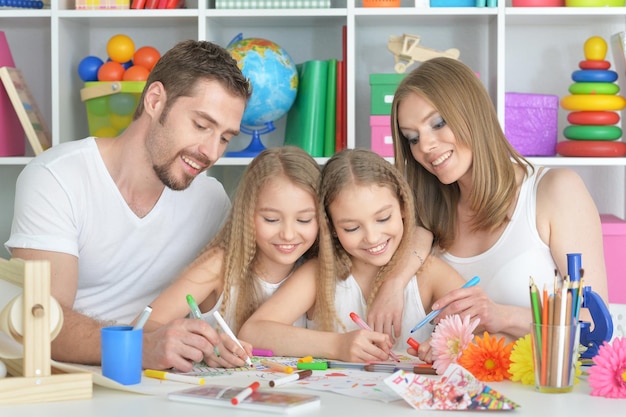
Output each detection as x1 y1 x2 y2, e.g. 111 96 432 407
458 332 514 382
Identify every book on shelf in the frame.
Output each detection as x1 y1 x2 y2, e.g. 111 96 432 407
284 59 329 157
0 66 51 156
168 384 321 414
324 58 337 157
0 30 25 157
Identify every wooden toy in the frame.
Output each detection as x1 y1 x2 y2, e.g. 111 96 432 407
572 69 618 83
0 258 92 404
387 34 460 74
568 82 619 95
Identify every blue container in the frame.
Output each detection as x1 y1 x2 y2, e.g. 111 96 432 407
430 0 476 6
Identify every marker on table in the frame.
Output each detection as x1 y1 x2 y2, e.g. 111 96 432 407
144 369 205 385
252 348 274 357
186 294 202 319
269 370 312 387
213 311 253 367
231 381 260 405
349 311 400 362
133 305 152 330
410 276 481 333
260 359 294 374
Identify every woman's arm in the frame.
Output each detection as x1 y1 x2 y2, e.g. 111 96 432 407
367 226 433 339
239 260 393 362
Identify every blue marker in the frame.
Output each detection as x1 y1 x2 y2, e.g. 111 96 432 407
410 276 480 333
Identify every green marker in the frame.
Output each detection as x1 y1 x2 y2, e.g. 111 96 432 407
186 294 202 319
297 361 328 370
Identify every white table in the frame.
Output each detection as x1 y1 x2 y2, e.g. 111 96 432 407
2 373 623 417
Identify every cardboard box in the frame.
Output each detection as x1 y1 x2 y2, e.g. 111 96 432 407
369 73 405 115
505 92 558 156
601 214 626 304
370 115 394 157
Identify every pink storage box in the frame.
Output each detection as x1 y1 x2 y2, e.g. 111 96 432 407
370 115 394 157
505 92 558 156
601 214 626 304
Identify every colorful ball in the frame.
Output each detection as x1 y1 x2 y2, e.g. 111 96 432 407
86 96 109 117
122 65 150 81
93 126 119 138
78 55 104 82
109 113 133 131
97 61 125 81
133 46 161 72
107 34 135 64
108 93 138 116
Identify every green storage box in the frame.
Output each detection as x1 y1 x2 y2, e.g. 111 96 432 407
369 73 405 115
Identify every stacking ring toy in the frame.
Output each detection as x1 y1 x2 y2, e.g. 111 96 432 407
557 140 626 157
568 111 620 125
561 94 626 111
572 69 618 83
579 60 611 70
569 82 620 95
563 125 622 140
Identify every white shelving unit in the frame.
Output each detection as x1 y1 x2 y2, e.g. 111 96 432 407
1 0 626 258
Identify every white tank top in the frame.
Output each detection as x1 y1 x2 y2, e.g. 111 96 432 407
440 168 558 308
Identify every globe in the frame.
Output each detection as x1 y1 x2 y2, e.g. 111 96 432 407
227 35 298 156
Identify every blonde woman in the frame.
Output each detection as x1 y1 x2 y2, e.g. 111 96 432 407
391 57 608 341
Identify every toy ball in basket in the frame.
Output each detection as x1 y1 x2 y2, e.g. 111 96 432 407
77 34 161 137
80 81 145 137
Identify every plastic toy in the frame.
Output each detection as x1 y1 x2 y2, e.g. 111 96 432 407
106 34 135 64
122 65 150 81
133 46 160 71
78 55 104 82
580 285 614 359
387 34 460 74
97 60 125 82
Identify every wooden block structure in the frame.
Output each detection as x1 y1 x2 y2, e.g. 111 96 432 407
0 257 92 404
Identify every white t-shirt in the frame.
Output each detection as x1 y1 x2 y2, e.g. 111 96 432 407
5 137 230 324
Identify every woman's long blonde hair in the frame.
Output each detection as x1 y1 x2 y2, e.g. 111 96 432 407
199 146 321 333
391 57 532 250
313 149 417 332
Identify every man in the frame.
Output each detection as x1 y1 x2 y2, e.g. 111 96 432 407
5 40 251 369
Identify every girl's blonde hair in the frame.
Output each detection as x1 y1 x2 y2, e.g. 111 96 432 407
391 57 532 250
314 148 417 332
200 146 320 333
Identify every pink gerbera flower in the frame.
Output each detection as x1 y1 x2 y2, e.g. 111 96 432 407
430 314 480 375
588 337 626 398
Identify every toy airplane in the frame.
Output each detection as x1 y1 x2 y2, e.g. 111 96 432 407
387 34 460 74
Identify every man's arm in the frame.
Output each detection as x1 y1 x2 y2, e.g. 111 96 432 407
12 248 105 364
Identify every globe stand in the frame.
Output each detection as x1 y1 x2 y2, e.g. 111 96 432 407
226 122 276 157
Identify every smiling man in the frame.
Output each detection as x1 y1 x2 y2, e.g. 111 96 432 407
5 40 251 365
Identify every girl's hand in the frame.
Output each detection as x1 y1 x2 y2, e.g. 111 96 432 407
203 333 253 368
338 330 393 363
407 338 434 363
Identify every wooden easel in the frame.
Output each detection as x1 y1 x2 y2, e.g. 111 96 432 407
0 258 92 404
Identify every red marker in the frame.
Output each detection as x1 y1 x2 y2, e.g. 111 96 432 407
231 381 260 405
407 337 420 351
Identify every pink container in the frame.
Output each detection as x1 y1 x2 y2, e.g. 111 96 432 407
512 0 564 5
601 214 626 304
370 115 394 157
0 31 25 157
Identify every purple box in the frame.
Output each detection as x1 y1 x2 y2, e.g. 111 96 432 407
505 93 558 156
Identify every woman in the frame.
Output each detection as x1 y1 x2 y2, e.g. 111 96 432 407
391 57 608 341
